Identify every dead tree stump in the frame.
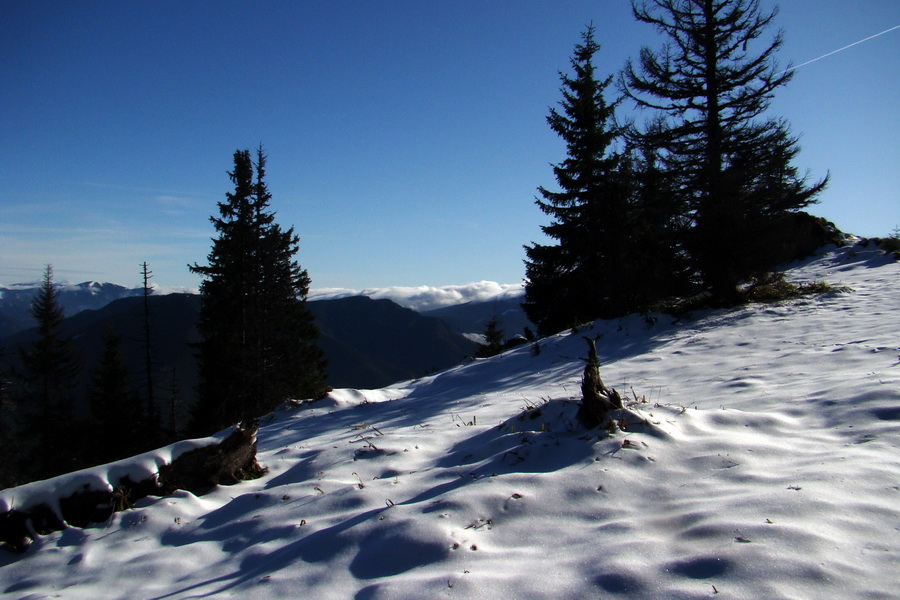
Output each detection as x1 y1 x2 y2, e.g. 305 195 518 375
577 336 623 428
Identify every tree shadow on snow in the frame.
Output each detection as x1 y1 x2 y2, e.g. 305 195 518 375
148 503 450 599
397 399 602 509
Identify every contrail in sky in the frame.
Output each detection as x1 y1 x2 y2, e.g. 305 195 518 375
783 24 900 73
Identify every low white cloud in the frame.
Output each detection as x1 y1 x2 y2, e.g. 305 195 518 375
309 281 525 312
151 284 201 295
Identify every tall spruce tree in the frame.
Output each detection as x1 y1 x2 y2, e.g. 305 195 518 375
190 147 327 434
524 25 639 335
87 325 143 463
617 141 693 306
17 265 82 478
622 0 828 301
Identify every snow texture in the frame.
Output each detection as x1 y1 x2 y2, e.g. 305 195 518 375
1 242 898 599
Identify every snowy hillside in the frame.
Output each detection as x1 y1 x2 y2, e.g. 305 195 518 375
1 242 898 599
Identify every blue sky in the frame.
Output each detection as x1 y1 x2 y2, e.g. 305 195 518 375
2 1 898 291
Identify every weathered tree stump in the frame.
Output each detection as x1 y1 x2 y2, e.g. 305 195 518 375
577 336 623 428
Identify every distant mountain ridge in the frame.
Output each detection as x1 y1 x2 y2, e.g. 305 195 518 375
308 296 476 387
0 292 478 427
0 279 534 396
0 281 143 337
423 295 534 339
0 279 534 339
308 281 525 312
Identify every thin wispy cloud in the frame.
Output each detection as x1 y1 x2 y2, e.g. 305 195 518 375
81 182 213 216
0 223 128 238
0 200 76 218
154 195 202 208
82 181 210 198
0 218 209 287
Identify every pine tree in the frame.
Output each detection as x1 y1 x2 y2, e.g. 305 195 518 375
163 367 182 439
617 142 694 306
475 311 505 358
622 0 828 301
524 24 637 335
87 325 143 463
0 347 17 487
0 347 9 415
17 265 82 478
189 147 328 434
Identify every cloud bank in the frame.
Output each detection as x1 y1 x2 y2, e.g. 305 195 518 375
308 281 525 312
1 278 523 313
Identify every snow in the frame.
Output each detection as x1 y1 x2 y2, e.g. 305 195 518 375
1 242 898 599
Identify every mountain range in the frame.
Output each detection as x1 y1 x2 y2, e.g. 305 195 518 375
0 282 144 338
0 284 534 424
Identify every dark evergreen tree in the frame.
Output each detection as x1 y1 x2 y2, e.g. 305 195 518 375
0 347 17 488
524 24 647 335
163 367 182 439
622 0 828 301
617 142 694 306
0 347 9 415
17 265 82 478
475 311 504 358
189 147 328 434
87 325 143 463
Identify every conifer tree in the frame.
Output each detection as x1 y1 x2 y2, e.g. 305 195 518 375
622 0 828 301
87 325 143 463
524 25 638 335
190 147 327 434
617 142 693 306
0 347 16 487
17 265 82 478
163 367 182 439
475 311 505 358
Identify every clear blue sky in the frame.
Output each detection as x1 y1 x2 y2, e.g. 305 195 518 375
2 1 898 291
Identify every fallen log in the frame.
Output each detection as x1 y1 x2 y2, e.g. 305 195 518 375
158 420 263 495
0 422 263 553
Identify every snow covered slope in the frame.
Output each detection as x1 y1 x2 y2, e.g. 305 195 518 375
1 242 898 599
